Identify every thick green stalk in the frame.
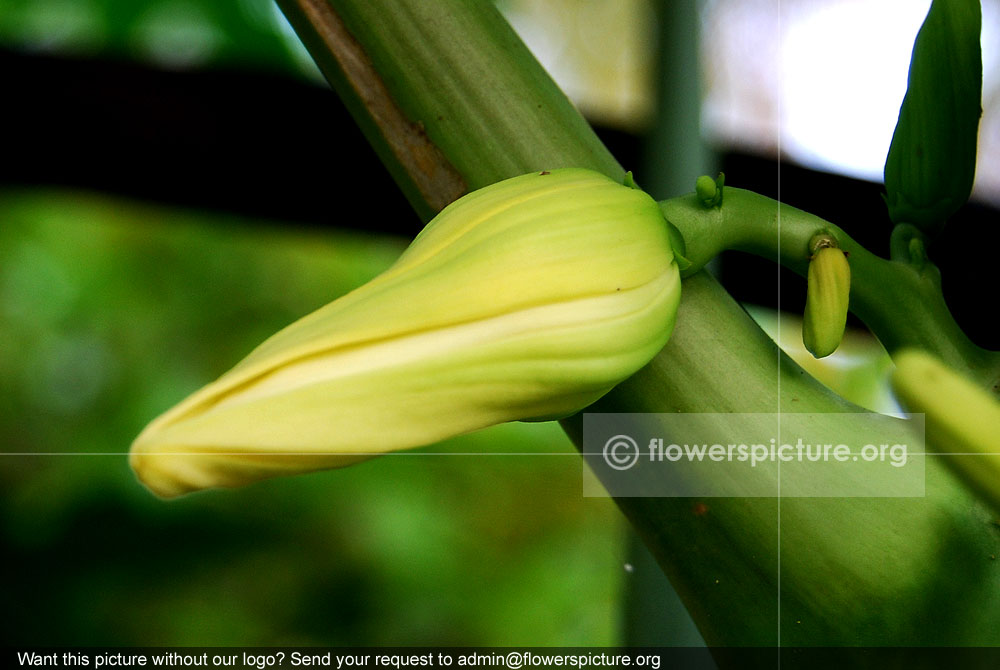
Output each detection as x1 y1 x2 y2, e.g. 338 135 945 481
629 0 711 646
275 0 621 220
275 0 1000 647
564 274 1000 646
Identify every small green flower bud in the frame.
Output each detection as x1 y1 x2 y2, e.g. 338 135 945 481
130 168 681 498
802 245 850 359
695 176 716 204
695 173 725 209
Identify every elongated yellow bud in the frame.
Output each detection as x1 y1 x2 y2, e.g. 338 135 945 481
891 349 1000 511
802 244 850 359
130 168 681 498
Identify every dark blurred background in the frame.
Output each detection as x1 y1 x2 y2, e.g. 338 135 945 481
1 0 998 647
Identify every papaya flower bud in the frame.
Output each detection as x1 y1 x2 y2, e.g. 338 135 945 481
882 0 982 231
891 349 1000 512
802 236 850 359
130 168 681 498
695 172 725 209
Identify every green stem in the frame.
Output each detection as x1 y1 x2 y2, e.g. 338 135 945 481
563 274 1000 647
275 0 621 220
661 189 1000 389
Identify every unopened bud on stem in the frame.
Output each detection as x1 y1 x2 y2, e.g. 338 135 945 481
130 169 681 498
802 237 850 359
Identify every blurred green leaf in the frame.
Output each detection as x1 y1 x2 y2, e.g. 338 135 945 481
0 0 317 77
0 189 624 646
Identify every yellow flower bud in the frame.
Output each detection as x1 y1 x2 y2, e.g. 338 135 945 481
802 245 851 359
891 349 1000 511
130 168 681 498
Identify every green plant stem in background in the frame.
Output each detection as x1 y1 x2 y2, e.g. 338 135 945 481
275 0 1000 647
660 189 1000 389
275 0 620 222
628 0 711 647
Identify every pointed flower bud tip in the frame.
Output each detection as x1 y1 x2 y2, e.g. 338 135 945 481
130 168 681 498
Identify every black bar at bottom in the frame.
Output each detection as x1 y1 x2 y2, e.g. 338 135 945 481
6 647 1000 670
